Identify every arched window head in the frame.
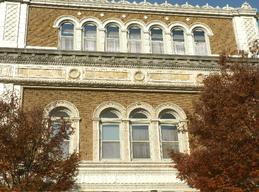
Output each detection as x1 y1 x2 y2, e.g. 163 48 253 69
130 109 151 159
159 110 179 159
60 23 74 50
193 30 207 56
129 27 142 53
172 29 185 55
100 108 121 159
151 28 164 54
107 26 119 52
84 24 97 51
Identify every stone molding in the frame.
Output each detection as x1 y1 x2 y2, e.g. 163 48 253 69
0 48 221 71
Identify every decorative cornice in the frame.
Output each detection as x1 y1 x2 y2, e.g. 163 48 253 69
28 0 258 18
0 48 221 71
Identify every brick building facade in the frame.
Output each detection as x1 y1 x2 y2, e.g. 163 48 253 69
0 0 258 191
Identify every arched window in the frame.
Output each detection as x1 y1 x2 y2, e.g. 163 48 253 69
60 23 74 50
130 109 151 159
129 27 142 53
100 108 121 159
107 26 119 52
84 24 97 51
151 28 164 54
50 107 71 158
159 110 180 159
172 29 185 55
193 30 207 56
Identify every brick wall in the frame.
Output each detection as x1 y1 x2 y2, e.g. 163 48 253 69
27 6 237 54
22 88 198 160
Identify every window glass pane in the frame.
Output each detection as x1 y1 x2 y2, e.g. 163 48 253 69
107 39 119 52
84 25 96 38
129 28 141 40
195 43 207 55
132 125 149 141
51 107 70 118
129 41 142 53
102 142 120 158
152 41 164 54
131 112 147 119
61 141 69 158
162 142 179 158
174 43 185 55
173 30 184 42
151 28 163 41
107 26 119 39
61 24 74 36
160 113 176 119
102 125 119 140
133 142 150 158
194 31 205 42
161 126 178 141
84 39 97 51
101 111 119 118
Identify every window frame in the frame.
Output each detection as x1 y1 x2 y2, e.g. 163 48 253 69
106 25 120 52
128 26 142 53
50 107 73 159
83 23 97 51
159 110 182 160
99 109 122 161
59 22 75 51
193 29 208 56
150 27 164 54
130 109 151 160
171 28 186 55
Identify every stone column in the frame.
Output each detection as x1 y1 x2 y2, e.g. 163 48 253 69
151 119 161 162
122 118 131 162
121 29 128 52
165 32 172 54
92 117 100 162
75 27 82 50
186 32 194 55
143 31 151 53
99 28 106 51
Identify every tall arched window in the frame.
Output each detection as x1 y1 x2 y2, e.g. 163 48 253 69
159 110 180 159
193 30 207 56
84 24 97 51
129 27 142 53
172 29 185 55
151 28 164 54
60 23 74 50
130 109 151 159
50 107 71 158
100 108 121 159
107 26 119 52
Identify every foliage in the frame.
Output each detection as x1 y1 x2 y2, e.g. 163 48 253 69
0 90 79 191
170 49 259 191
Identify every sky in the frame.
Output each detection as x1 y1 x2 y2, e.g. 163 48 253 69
129 0 259 10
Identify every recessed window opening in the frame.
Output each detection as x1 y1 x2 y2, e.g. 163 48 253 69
172 29 185 55
129 27 142 53
194 30 207 55
107 26 119 52
151 28 164 54
84 24 97 51
60 23 74 50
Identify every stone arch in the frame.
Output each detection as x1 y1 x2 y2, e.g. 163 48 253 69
79 17 102 28
125 19 146 31
53 15 80 29
168 21 189 33
190 22 214 36
146 20 168 33
154 103 187 121
44 100 80 119
93 101 126 118
126 102 154 119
